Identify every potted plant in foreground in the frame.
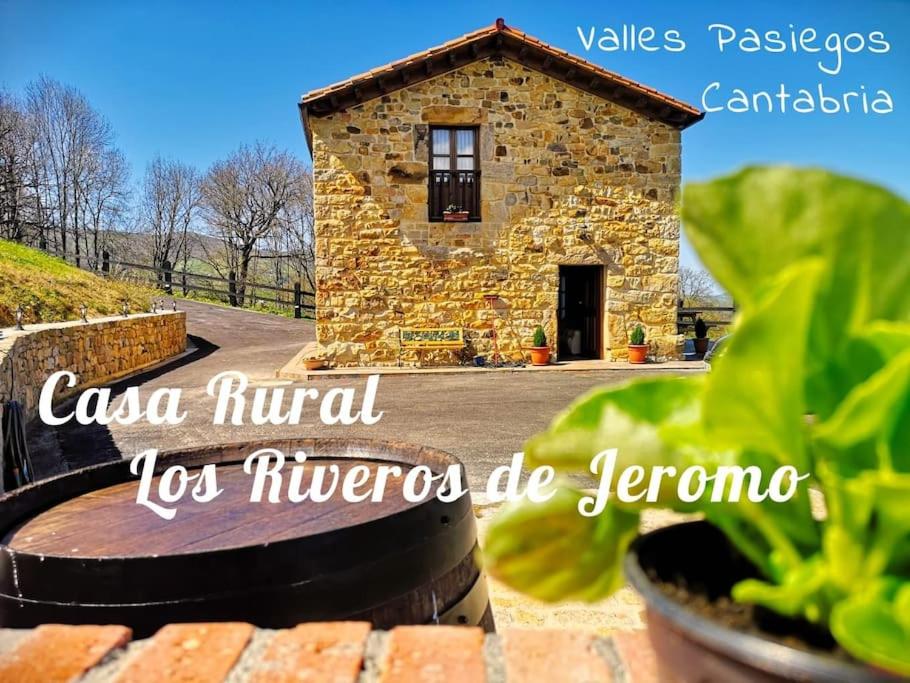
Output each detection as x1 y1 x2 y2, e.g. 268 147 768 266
529 325 550 366
485 167 910 681
694 317 710 355
628 324 648 364
443 204 469 222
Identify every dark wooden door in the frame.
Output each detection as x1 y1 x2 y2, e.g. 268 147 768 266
558 266 602 359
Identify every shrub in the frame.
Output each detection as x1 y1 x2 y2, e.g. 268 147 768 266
532 325 547 348
629 324 645 345
694 317 708 339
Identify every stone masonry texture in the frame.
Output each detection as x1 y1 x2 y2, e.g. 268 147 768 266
312 56 683 366
0 311 186 421
0 622 663 682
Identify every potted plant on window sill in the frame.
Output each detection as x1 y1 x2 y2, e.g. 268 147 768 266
528 325 550 366
484 167 910 682
694 317 710 355
443 204 469 222
628 324 648 364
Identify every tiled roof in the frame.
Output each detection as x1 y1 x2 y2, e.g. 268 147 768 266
301 22 504 104
298 18 704 145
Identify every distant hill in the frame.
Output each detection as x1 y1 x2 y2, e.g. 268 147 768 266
0 240 155 327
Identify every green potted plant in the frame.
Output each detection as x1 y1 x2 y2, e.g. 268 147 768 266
485 167 910 681
628 324 648 363
694 317 709 355
529 325 550 365
443 204 469 222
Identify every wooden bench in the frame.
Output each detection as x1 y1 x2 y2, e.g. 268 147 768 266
399 327 464 350
399 327 464 366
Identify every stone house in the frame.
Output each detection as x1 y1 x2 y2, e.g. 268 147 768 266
299 19 703 366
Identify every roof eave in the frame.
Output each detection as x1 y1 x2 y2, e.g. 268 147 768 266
298 102 313 157
297 19 704 152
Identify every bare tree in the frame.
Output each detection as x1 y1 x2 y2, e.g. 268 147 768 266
139 156 201 277
260 170 315 295
201 143 305 305
678 266 716 306
285 171 316 294
23 77 123 262
0 91 29 242
81 147 129 267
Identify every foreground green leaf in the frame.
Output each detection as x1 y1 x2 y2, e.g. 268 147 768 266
703 260 822 471
682 167 910 319
522 375 716 508
830 580 910 677
484 487 639 602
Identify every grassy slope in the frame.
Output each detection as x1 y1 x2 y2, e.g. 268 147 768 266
0 240 155 326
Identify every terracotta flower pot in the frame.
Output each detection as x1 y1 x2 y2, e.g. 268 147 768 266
694 337 710 355
529 346 550 366
303 358 326 371
443 211 469 222
628 344 648 364
625 522 901 683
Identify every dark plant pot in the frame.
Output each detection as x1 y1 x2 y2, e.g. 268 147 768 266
473 355 486 367
694 336 710 354
443 212 470 222
625 521 901 683
628 344 648 364
529 346 550 366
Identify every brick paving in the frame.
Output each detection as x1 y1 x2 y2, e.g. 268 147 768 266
0 622 663 682
249 622 371 683
113 623 254 683
0 624 131 683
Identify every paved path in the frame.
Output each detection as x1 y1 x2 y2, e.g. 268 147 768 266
35 300 701 487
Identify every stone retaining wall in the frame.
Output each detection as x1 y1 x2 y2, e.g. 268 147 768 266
0 311 186 421
0 622 659 682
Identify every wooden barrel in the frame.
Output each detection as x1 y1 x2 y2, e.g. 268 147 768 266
0 438 494 638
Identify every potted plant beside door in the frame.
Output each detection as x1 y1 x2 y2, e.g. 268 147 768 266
693 317 710 355
529 325 550 366
443 204 469 222
628 324 648 364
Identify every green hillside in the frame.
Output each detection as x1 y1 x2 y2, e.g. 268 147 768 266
0 240 155 327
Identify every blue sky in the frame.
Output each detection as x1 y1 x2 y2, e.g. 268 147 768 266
1 0 908 271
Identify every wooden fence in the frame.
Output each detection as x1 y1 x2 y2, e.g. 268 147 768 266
45 248 315 319
677 305 735 334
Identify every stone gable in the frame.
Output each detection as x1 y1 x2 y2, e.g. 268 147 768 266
312 56 682 366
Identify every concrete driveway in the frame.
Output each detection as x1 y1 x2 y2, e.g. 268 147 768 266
35 300 700 487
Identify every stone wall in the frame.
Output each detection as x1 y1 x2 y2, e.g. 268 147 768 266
0 311 186 421
312 56 683 366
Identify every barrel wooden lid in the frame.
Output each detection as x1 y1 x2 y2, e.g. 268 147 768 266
2 459 419 558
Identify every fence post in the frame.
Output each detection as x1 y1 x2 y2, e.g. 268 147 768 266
228 271 238 307
163 260 173 295
102 250 110 275
293 282 302 319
